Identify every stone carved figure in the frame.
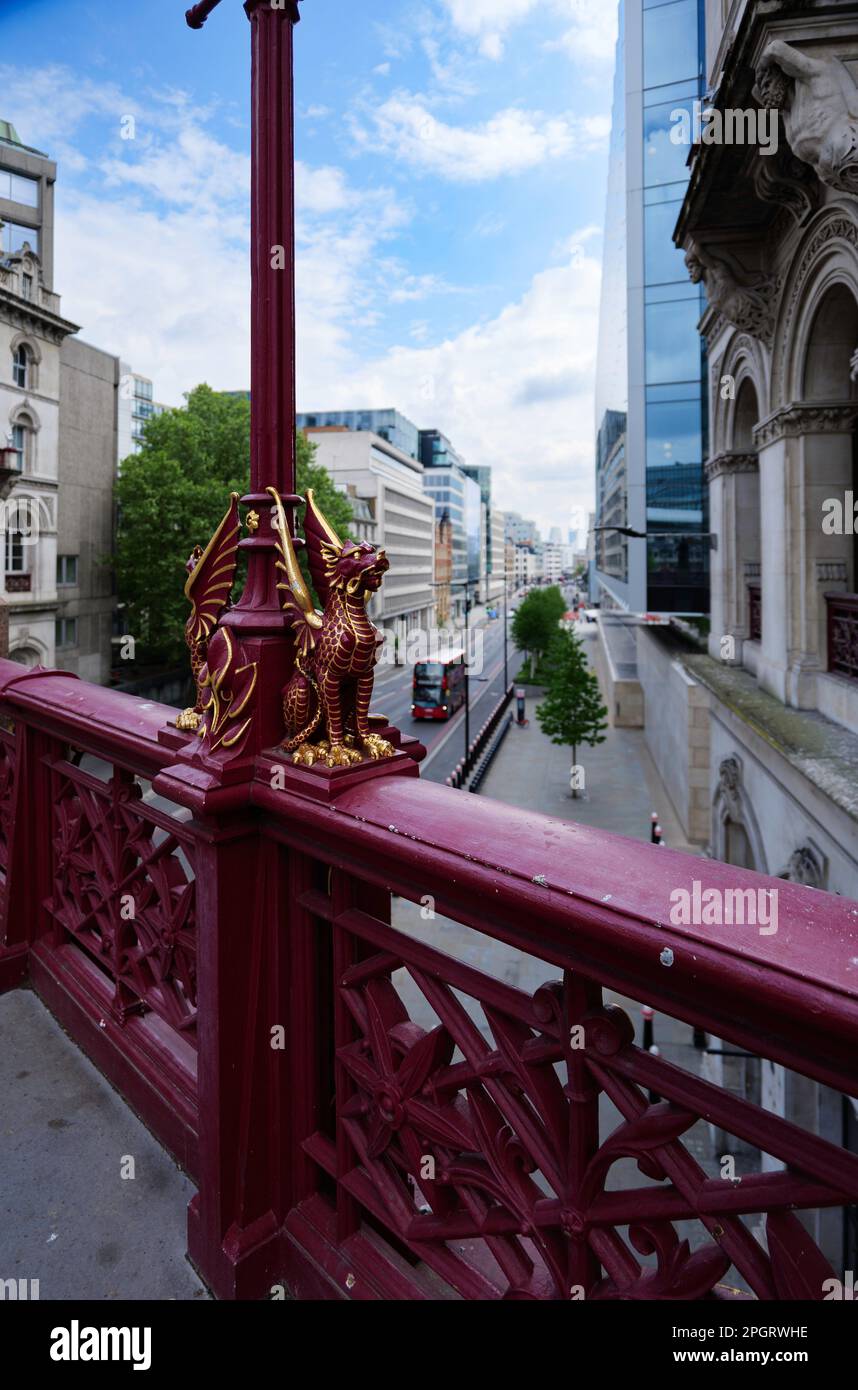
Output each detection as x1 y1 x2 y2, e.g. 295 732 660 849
685 240 776 342
755 40 858 194
270 487 395 768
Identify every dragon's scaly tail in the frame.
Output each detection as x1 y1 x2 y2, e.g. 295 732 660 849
283 666 324 753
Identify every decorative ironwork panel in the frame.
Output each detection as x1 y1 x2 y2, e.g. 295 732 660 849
827 593 858 680
48 757 199 1039
301 902 858 1301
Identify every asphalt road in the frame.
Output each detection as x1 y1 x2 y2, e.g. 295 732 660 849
371 612 525 785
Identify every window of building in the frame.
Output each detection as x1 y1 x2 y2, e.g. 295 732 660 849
10 415 33 471
56 617 78 649
0 168 39 207
57 555 79 586
21 273 33 301
645 297 704 384
644 199 689 284
643 99 697 188
12 344 29 388
643 0 700 90
1 221 39 255
5 529 24 573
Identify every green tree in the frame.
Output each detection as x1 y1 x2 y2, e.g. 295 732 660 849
511 585 567 670
536 629 608 798
114 386 352 666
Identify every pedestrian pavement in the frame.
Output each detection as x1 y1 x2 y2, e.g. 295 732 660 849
478 666 697 854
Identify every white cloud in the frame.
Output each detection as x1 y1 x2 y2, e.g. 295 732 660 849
4 65 598 531
351 94 606 182
443 0 535 59
442 0 618 66
373 62 391 76
320 237 602 529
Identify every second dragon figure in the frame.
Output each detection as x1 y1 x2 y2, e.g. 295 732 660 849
269 486 395 767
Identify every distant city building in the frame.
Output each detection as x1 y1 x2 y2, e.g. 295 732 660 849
434 511 453 628
302 425 434 640
298 408 419 462
513 545 541 587
118 367 167 461
59 337 121 683
503 512 540 548
542 543 566 585
421 458 479 625
595 410 628 595
460 463 492 601
490 509 507 603
418 427 465 474
1 118 119 681
338 482 376 544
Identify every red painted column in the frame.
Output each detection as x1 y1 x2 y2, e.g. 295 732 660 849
224 0 302 631
176 0 304 764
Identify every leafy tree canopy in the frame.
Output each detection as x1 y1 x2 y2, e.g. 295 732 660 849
537 628 608 776
511 585 567 658
114 385 352 666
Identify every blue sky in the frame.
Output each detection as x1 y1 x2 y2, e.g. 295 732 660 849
1 0 619 532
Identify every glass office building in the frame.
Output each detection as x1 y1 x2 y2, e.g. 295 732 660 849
593 0 709 614
295 409 420 461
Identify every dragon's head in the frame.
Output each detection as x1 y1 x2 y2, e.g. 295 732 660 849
323 539 389 597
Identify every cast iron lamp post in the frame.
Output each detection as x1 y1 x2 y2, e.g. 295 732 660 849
184 0 304 755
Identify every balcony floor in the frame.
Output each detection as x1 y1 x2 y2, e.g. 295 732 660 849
0 988 208 1301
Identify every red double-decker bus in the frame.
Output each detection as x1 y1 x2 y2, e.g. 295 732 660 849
411 650 466 721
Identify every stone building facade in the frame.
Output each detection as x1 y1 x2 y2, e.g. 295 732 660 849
1 121 119 683
649 0 858 1263
671 0 858 894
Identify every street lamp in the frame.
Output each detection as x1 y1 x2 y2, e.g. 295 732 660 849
184 0 305 756
593 525 718 550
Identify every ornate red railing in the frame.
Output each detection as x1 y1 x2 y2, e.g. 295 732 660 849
1 658 857 1300
826 592 858 681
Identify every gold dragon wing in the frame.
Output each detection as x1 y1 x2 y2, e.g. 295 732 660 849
303 487 344 609
184 492 242 646
268 486 324 658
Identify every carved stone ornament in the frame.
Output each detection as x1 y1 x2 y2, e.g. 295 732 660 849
755 40 858 196
753 145 819 225
753 402 858 448
685 240 777 344
779 844 827 890
705 451 759 483
718 756 743 818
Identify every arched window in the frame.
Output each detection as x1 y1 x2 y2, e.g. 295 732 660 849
10 414 33 472
12 344 29 388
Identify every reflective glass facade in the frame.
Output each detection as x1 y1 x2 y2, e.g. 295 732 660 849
593 0 708 615
422 465 470 593
642 0 708 612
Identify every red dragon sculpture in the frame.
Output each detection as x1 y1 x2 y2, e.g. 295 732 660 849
269 486 394 767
